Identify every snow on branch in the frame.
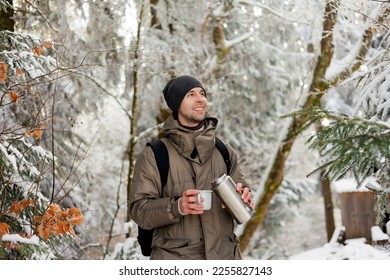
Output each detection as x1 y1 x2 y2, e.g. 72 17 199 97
225 32 252 49
134 122 163 143
325 31 365 81
239 0 310 24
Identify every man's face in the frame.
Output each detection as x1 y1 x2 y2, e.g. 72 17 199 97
177 87 207 127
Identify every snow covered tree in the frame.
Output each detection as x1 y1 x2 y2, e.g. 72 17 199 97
0 2 85 259
239 0 389 253
296 9 390 226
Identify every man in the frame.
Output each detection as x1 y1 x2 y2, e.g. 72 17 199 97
130 75 253 259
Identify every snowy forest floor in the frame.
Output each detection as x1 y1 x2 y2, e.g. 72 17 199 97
280 191 331 257
281 191 390 260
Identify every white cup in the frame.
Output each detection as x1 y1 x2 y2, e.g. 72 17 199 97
196 190 213 210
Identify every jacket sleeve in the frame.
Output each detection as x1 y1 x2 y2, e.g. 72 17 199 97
226 143 251 191
129 146 182 230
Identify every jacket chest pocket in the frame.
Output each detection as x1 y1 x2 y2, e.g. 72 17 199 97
166 158 196 197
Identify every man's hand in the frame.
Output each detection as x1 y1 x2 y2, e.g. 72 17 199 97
178 189 205 215
221 183 254 209
236 183 254 208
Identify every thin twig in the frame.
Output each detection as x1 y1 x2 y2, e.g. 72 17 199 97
50 54 60 203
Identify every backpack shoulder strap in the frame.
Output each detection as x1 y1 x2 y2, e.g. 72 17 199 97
147 137 230 186
147 139 169 188
215 137 231 175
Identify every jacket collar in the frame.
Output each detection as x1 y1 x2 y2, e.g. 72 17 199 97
162 114 218 164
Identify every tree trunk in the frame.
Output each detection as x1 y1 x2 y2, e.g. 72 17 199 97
126 1 145 229
0 0 15 31
313 121 336 241
239 0 341 252
321 170 335 241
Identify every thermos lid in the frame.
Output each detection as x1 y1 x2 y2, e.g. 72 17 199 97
211 173 227 186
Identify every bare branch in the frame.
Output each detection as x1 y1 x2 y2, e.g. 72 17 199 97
66 69 132 120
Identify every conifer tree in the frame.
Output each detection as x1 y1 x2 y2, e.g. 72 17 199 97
0 3 84 259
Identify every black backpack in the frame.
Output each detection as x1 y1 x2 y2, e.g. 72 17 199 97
136 137 231 256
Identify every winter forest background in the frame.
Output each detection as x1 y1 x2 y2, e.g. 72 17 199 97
0 0 389 260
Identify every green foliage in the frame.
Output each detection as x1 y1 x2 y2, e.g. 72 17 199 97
288 106 390 221
287 107 389 182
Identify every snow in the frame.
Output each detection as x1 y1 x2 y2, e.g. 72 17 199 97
332 177 381 193
289 222 390 260
371 226 389 242
282 189 390 260
325 31 365 82
0 142 19 173
290 239 390 260
1 234 40 245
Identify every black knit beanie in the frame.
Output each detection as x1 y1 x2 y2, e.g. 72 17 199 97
162 75 206 117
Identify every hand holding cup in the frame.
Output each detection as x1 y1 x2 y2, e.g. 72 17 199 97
178 189 213 215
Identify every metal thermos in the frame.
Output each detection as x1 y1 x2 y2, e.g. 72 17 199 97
211 174 255 224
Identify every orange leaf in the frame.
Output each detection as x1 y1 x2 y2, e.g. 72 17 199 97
32 124 46 140
32 45 43 56
36 45 44 56
56 210 68 221
15 69 23 77
43 41 52 48
9 91 19 103
8 199 35 215
33 128 42 140
34 204 83 240
42 212 54 223
59 221 69 235
8 202 24 215
22 199 36 208
0 222 10 238
36 224 46 240
0 62 8 83
34 216 43 223
0 62 7 71
65 224 77 238
25 130 32 137
50 223 59 235
68 208 83 225
46 204 61 217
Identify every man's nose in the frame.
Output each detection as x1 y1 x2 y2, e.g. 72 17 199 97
195 93 206 101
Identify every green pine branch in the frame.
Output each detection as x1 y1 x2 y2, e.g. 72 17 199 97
287 107 390 185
